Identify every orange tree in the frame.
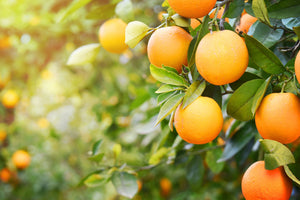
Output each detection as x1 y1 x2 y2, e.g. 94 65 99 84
62 0 300 199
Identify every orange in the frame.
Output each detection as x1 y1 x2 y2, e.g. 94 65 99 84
174 96 223 144
242 161 292 200
1 89 19 109
0 36 11 50
158 11 167 21
195 30 248 85
209 7 229 22
98 18 128 54
235 13 257 34
168 0 217 18
160 178 172 198
0 130 7 142
255 92 300 144
0 168 11 183
12 150 31 170
295 50 300 83
147 26 192 72
137 180 143 192
190 18 201 29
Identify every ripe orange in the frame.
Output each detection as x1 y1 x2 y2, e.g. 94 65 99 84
147 26 192 72
295 50 300 83
168 0 217 18
0 130 7 142
160 178 172 198
190 18 201 29
98 18 128 54
242 161 293 200
0 36 11 50
1 89 19 109
255 92 300 144
12 150 31 170
174 96 223 144
195 30 248 85
209 7 229 22
235 13 257 34
0 168 11 183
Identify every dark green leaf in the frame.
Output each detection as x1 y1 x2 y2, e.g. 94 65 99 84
92 139 102 155
202 84 222 108
260 139 295 170
150 64 188 87
156 84 185 94
205 148 225 174
186 156 204 184
230 72 261 91
244 35 285 74
182 80 206 109
252 0 271 26
268 0 300 19
224 0 245 18
227 79 264 121
251 76 272 114
155 93 185 126
218 121 257 162
283 165 300 187
111 171 138 198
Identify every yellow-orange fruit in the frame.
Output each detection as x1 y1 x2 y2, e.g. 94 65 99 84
0 168 11 183
195 30 248 85
168 0 217 18
255 93 300 144
174 96 223 144
12 150 31 170
160 178 172 198
242 161 293 200
295 50 300 83
0 130 7 142
1 89 19 109
147 26 192 72
190 18 201 29
235 13 257 34
98 18 128 54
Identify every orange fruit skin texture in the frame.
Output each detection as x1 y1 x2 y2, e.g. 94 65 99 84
1 90 19 109
195 30 249 85
168 0 217 18
235 13 257 34
174 96 223 144
12 150 31 170
295 50 300 84
242 161 293 200
147 26 192 73
98 18 128 54
255 93 300 144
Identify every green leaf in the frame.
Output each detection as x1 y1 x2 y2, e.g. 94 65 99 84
155 93 185 126
283 165 300 187
150 64 188 87
115 0 134 23
268 0 300 19
157 91 177 105
251 76 272 115
92 139 102 155
156 84 184 94
225 120 245 138
227 79 264 121
244 35 285 75
252 0 271 26
218 121 257 162
67 43 100 66
248 22 284 48
186 155 204 184
113 144 122 159
294 26 300 39
224 0 245 18
282 17 300 30
182 80 206 109
57 0 92 22
111 171 138 198
89 153 104 162
202 84 222 108
230 72 261 91
125 21 151 48
149 147 170 165
84 174 110 187
85 4 116 20
171 14 190 27
260 139 295 170
205 148 225 174
77 169 104 186
163 65 180 74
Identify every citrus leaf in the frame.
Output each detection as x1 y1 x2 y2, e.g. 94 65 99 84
155 93 185 126
125 21 151 48
168 110 175 132
283 165 300 187
294 26 300 39
205 148 225 174
244 35 285 75
67 43 100 66
157 91 177 105
218 121 257 162
111 171 138 198
57 0 92 22
77 169 104 187
150 64 188 87
251 76 272 115
225 120 245 138
230 72 261 91
252 0 271 26
149 147 170 165
268 0 300 19
171 14 190 27
260 139 295 170
227 79 265 121
92 139 102 155
182 80 206 109
84 174 110 187
186 155 204 184
202 84 222 108
89 153 104 162
282 17 300 30
162 65 179 74
115 0 134 23
155 84 185 94
224 0 244 18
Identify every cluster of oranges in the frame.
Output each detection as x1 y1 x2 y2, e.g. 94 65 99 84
95 0 299 199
